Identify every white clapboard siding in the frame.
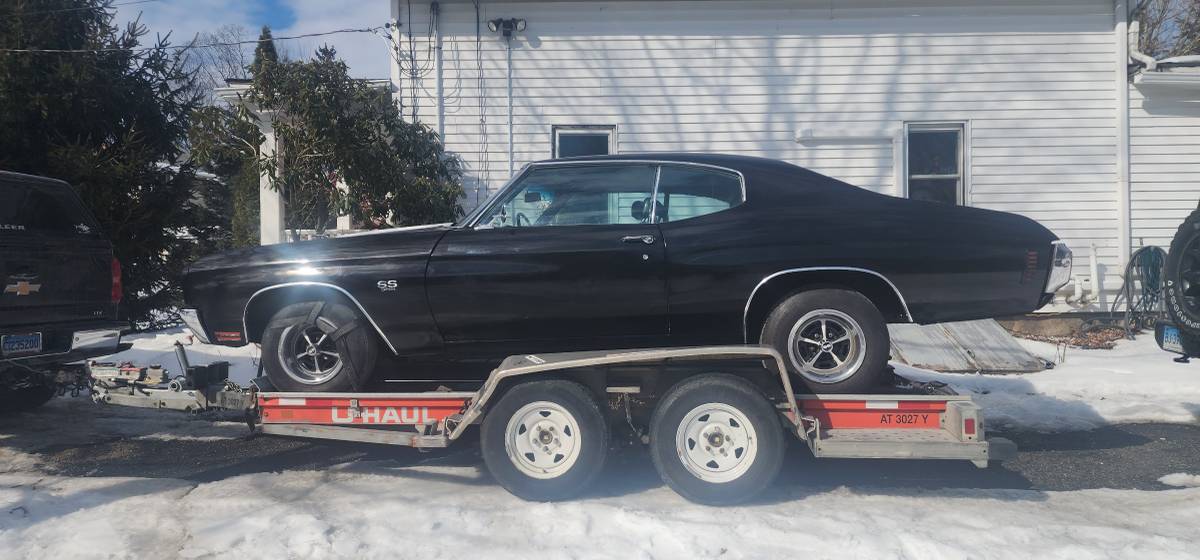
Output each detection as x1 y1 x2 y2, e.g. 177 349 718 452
1129 86 1200 250
389 0 1164 305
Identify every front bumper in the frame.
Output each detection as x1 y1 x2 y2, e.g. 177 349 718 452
1 319 126 366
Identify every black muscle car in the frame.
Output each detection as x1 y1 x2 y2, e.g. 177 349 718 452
182 154 1072 394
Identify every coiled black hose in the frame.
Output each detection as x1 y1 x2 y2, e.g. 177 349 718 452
1111 245 1167 338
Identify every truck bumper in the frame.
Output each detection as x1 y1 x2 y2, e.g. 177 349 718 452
1 320 126 366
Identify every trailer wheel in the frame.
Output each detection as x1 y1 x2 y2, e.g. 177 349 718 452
649 374 784 506
481 380 609 501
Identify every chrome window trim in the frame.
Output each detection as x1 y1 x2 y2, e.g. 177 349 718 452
242 281 399 355
742 267 913 342
467 159 748 229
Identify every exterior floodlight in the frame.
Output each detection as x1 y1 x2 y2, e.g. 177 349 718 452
488 18 526 39
488 19 500 32
515 19 527 32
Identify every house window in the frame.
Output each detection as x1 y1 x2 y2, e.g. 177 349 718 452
906 123 965 205
553 125 615 158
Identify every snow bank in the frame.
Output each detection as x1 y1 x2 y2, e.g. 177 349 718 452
1159 473 1200 488
897 336 1200 431
1 469 1197 559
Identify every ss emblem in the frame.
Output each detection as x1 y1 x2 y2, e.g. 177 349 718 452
377 280 398 292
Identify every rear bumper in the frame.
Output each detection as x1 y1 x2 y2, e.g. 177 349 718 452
1 319 126 366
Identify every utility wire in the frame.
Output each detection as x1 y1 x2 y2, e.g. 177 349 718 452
0 26 381 54
2 0 160 17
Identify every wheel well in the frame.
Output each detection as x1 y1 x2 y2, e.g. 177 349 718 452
243 285 388 349
744 270 910 342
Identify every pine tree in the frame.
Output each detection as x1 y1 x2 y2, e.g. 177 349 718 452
250 26 279 77
0 0 209 326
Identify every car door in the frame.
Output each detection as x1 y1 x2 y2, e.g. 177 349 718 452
426 162 668 354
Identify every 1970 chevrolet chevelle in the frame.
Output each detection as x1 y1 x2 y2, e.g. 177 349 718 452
182 153 1072 394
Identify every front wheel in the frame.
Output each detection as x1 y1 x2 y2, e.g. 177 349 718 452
480 380 609 501
261 300 379 392
760 288 891 394
649 374 785 505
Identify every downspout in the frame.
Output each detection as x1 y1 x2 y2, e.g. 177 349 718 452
506 37 514 176
1115 0 1132 274
432 2 445 140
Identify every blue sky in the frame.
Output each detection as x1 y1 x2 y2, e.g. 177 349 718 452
116 0 391 78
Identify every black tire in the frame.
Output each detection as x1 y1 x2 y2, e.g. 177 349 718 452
648 374 785 506
0 382 56 414
261 300 379 392
1165 208 1200 337
760 288 890 394
480 380 609 501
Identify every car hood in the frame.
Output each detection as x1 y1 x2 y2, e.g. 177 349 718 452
189 223 454 273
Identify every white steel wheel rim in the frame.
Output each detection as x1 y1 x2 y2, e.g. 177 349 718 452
674 402 758 484
504 401 583 480
278 320 344 385
787 309 867 384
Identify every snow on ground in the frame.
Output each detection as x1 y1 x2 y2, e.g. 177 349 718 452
1159 473 1200 488
1 469 1198 559
898 336 1200 431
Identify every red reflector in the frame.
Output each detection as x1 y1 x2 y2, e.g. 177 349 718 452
214 331 243 343
111 258 123 304
964 418 977 436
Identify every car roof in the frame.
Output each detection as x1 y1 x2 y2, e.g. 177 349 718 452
533 152 791 174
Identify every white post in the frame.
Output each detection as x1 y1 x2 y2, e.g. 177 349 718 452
259 123 285 245
1115 0 1132 274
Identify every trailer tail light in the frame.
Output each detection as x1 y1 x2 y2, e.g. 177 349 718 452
111 258 123 304
964 418 976 436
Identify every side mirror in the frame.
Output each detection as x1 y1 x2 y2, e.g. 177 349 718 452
523 191 542 203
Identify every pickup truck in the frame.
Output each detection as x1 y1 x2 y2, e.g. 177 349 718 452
0 171 125 412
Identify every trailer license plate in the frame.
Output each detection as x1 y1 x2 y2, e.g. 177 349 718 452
1 333 42 356
1163 325 1184 354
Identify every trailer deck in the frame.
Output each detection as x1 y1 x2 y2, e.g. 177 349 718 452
89 344 1014 504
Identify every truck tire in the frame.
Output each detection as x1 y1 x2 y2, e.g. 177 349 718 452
648 374 785 506
0 382 56 414
760 288 890 394
261 301 378 392
480 380 609 501
1165 208 1200 337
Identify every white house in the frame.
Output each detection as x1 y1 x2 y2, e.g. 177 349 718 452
257 0 1200 311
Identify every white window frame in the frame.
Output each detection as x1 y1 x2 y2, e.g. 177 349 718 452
552 125 617 159
903 122 970 205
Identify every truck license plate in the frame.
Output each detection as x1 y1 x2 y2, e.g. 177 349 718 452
1 333 42 356
1163 325 1185 354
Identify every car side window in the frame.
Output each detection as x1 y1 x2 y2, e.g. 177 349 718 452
479 164 657 228
654 165 743 223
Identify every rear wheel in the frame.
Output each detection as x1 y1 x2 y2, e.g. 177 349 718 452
1166 208 1200 336
649 374 785 505
261 301 379 392
0 381 56 414
760 288 890 394
480 380 609 501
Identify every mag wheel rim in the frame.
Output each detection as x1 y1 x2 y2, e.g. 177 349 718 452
787 309 866 384
279 321 344 385
505 401 582 479
674 403 758 483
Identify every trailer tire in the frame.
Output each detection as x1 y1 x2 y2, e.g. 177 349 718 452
1165 208 1200 337
761 288 890 394
261 301 378 392
481 380 608 502
649 374 784 506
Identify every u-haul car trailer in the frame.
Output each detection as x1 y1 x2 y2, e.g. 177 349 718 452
90 345 1015 505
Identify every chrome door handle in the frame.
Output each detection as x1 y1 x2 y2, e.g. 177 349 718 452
621 235 656 245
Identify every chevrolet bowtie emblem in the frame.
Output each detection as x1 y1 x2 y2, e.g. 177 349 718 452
4 281 41 296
